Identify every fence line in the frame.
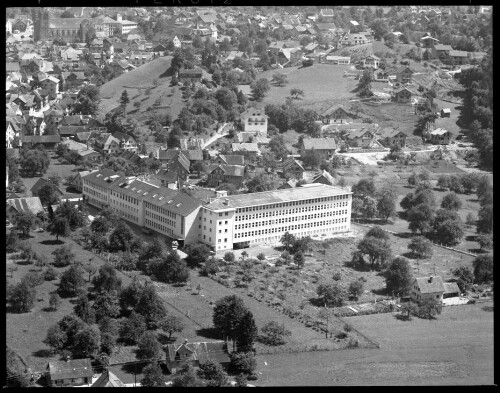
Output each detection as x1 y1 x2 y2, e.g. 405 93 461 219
332 313 381 349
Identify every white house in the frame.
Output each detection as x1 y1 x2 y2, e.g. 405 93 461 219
240 107 268 135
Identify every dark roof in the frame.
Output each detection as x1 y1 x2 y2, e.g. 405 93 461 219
21 135 61 144
158 149 203 162
155 170 178 183
91 370 124 387
119 150 142 165
217 154 244 166
311 170 336 186
59 126 87 136
414 276 445 294
61 115 83 126
30 178 64 196
444 282 460 294
178 68 203 76
75 132 92 142
208 164 245 177
47 358 93 381
6 197 44 215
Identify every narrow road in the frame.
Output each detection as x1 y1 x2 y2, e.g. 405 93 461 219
203 122 230 149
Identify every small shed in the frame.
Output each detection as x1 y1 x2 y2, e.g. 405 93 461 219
46 358 93 387
443 282 461 298
441 108 451 118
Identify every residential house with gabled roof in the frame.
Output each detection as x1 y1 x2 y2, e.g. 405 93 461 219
449 50 468 66
301 138 337 161
6 197 44 223
420 34 439 49
312 169 336 186
153 169 178 190
118 150 142 166
63 139 101 162
231 143 259 155
338 33 369 48
91 370 124 387
178 68 203 83
21 134 61 149
213 154 245 166
240 107 268 135
45 358 93 387
69 170 98 193
112 131 138 152
393 87 412 103
378 127 408 148
427 128 455 145
410 275 446 304
278 47 303 66
319 106 353 125
164 341 231 374
345 128 376 148
395 66 414 84
30 178 64 199
278 157 305 179
93 133 121 155
319 8 334 21
363 54 380 69
207 164 245 188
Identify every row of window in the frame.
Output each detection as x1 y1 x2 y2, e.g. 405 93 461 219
110 191 139 205
234 218 348 239
83 186 106 200
145 219 174 235
235 210 348 230
145 211 176 228
112 207 138 223
111 200 139 214
235 196 349 214
146 202 176 218
235 204 348 221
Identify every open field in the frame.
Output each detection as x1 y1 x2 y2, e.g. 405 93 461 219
253 303 493 386
258 64 358 112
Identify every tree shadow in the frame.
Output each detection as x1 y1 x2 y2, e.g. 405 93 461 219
465 235 477 242
469 248 486 254
371 287 389 296
40 239 64 246
32 348 53 358
401 251 416 259
195 327 221 340
394 314 411 322
157 332 176 346
41 306 55 312
15 260 34 266
121 360 147 375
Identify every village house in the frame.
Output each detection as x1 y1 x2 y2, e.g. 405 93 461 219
6 197 44 224
178 68 203 83
278 157 305 179
420 34 439 49
45 358 93 387
164 341 231 374
231 143 260 156
62 139 101 163
428 128 455 145
20 135 61 150
338 33 369 48
93 133 121 155
301 138 337 161
363 54 380 69
207 164 245 188
320 107 353 125
325 55 351 65
410 275 445 304
113 131 138 152
345 128 376 148
240 107 268 135
395 66 414 84
154 169 178 189
30 178 64 200
393 87 412 103
378 127 408 148
311 169 336 186
91 370 124 387
449 50 468 66
432 44 453 59
69 170 98 193
213 154 245 166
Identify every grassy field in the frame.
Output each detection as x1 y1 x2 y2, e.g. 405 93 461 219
258 64 358 112
253 303 493 386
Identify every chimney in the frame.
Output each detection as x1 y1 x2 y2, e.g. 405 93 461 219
66 355 71 363
184 339 188 344
116 14 122 22
428 276 433 283
222 198 229 206
216 190 228 198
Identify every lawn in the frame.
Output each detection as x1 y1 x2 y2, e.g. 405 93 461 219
253 303 494 386
20 157 78 196
258 63 358 111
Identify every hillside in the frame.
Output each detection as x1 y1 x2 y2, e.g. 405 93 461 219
257 63 358 113
99 56 175 116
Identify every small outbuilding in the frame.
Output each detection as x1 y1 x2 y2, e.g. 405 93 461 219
441 108 451 118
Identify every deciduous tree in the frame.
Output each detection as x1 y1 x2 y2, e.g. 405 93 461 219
385 256 413 296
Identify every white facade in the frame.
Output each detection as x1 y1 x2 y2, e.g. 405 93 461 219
241 107 268 135
199 184 352 252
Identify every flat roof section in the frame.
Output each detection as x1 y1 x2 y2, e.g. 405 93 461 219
205 184 351 211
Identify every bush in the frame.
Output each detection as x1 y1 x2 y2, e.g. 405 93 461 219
44 267 59 281
229 352 257 375
259 321 291 346
335 332 348 339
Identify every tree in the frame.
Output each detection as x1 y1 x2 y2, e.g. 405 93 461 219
360 196 378 219
58 264 85 297
317 282 347 307
365 226 390 241
229 352 257 375
472 254 493 284
436 174 450 190
250 78 271 101
465 212 476 227
385 256 413 296
354 69 374 97
280 232 296 250
109 222 135 252
408 236 433 259
15 211 38 237
293 252 305 269
348 280 364 299
224 252 235 263
154 252 190 284
48 216 71 241
259 321 291 346
268 135 289 160
119 277 144 314
213 295 249 343
400 302 419 320
272 73 288 87
37 183 60 206
136 282 167 330
357 237 392 269
477 233 493 251
376 187 397 222
119 90 130 115
44 323 68 354
49 292 62 311
172 363 205 387
352 178 376 199
6 347 32 387
52 245 76 267
407 203 435 235
452 266 474 293
8 281 36 313
93 291 121 322
6 230 19 253
434 218 464 245
246 173 279 193
119 311 147 345
198 360 229 387
476 204 493 234
136 331 162 361
60 10 75 18
301 149 321 169
74 294 96 324
236 310 258 353
20 150 50 176
73 85 101 116
83 263 98 283
72 325 101 359
289 87 305 99
418 297 442 319
92 264 122 293
441 192 462 211
159 315 185 342
141 363 167 387
184 243 210 268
